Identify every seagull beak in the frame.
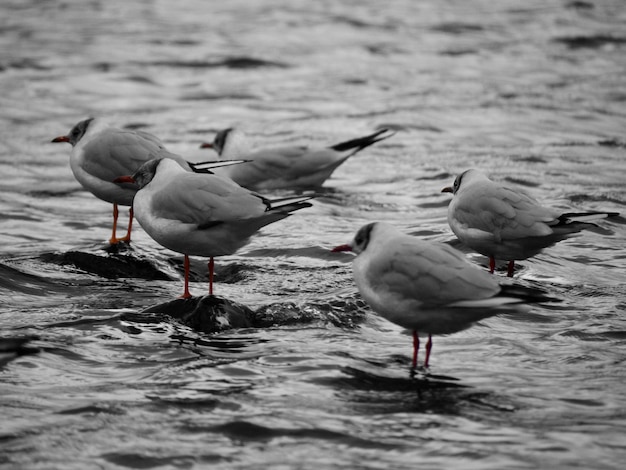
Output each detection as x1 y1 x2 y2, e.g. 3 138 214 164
441 186 453 193
113 175 136 184
331 244 352 253
199 142 213 149
51 135 70 143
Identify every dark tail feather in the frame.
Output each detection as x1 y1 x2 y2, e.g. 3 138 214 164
330 128 395 153
188 159 249 173
558 211 620 224
499 284 561 304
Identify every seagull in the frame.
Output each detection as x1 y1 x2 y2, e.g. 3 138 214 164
197 127 395 190
332 222 556 369
51 118 241 245
114 158 313 298
442 169 619 276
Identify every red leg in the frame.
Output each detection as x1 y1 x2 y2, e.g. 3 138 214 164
179 254 192 299
118 207 133 243
507 260 515 277
424 334 433 368
208 257 214 296
489 256 496 274
412 331 419 368
108 204 120 244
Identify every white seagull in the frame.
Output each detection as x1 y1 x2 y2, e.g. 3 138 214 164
52 118 238 245
332 222 555 368
442 169 619 276
197 127 395 190
114 158 313 298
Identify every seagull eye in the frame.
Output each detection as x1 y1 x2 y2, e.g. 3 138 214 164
453 177 460 191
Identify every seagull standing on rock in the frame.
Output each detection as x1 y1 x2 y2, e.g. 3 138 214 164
52 118 238 245
114 158 313 298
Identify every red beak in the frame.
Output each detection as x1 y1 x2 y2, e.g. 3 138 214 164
199 142 213 149
113 175 136 184
51 135 70 143
331 244 352 253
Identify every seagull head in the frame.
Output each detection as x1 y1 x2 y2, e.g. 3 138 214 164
113 158 163 189
199 127 236 155
442 169 482 195
332 222 376 255
51 118 95 146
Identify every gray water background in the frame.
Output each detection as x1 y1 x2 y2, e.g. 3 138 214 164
1 1 626 469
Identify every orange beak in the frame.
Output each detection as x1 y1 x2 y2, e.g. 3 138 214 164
51 135 70 143
331 244 352 253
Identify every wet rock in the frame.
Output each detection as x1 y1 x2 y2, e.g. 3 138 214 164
41 250 172 281
254 297 368 328
134 295 368 334
143 295 254 334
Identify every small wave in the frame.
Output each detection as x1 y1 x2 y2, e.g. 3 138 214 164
439 49 478 56
553 35 626 49
431 22 485 34
101 453 196 469
0 262 56 295
0 336 39 368
139 57 290 69
180 91 260 101
244 245 341 261
502 176 542 188
597 138 626 148
203 420 398 449
0 58 51 72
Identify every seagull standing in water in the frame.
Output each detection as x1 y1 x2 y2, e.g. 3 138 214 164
52 118 237 245
443 169 619 276
332 222 555 368
197 127 395 190
114 158 313 298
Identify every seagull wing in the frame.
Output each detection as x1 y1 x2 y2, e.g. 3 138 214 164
368 235 500 306
149 173 266 226
453 180 558 240
80 129 169 181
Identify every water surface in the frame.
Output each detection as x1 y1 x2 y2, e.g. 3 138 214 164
1 1 626 469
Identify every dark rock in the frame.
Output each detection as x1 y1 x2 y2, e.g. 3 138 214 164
41 250 172 281
254 297 368 328
143 295 254 334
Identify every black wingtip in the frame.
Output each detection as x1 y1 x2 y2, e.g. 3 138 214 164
188 159 250 174
499 284 561 304
329 128 395 152
558 211 621 225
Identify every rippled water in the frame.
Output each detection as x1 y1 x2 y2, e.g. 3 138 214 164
2 0 626 468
